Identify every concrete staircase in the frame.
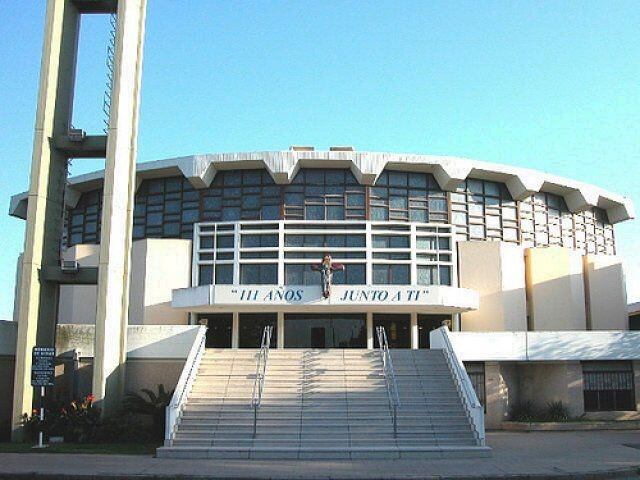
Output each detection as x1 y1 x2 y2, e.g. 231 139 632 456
157 349 490 459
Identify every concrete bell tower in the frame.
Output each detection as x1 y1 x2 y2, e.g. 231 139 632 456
11 0 147 439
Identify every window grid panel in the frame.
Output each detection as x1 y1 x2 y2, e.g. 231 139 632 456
65 169 617 257
193 220 455 287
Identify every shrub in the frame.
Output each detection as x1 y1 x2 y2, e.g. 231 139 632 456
22 394 156 444
510 400 537 422
544 401 569 422
22 396 96 442
61 395 101 442
124 384 174 441
91 412 155 443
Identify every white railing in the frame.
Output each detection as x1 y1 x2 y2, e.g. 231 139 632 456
251 325 273 438
376 326 401 437
430 326 485 446
164 325 207 446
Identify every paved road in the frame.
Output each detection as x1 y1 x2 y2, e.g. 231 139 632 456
0 431 639 479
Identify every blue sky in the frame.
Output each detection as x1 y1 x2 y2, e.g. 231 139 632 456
0 1 638 319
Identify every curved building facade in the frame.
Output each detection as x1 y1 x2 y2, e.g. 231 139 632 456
8 149 639 434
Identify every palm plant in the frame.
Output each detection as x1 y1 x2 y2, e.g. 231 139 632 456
124 384 174 439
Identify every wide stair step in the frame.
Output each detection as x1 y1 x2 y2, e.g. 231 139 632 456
157 348 490 459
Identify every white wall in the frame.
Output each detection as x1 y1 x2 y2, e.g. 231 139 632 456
128 239 191 325
458 241 527 331
58 239 192 326
525 246 587 331
584 254 628 330
58 245 100 324
446 330 640 361
56 324 201 359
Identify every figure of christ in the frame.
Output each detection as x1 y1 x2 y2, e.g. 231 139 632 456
311 254 344 298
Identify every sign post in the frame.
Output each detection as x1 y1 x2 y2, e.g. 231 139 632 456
31 347 55 449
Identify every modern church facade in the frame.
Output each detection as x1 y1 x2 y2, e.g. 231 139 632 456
6 148 640 456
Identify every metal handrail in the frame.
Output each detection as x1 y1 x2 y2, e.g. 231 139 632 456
376 326 401 437
251 325 273 438
433 326 485 446
165 325 207 446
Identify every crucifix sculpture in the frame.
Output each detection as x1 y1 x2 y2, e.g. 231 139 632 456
311 254 344 298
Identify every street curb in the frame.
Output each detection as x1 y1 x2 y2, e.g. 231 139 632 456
0 466 637 480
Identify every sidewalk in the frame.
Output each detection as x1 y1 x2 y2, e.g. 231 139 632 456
0 431 639 479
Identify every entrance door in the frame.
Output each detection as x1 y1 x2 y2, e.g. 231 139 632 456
418 314 450 348
311 327 326 348
238 313 277 348
373 314 410 348
284 313 366 348
199 314 232 348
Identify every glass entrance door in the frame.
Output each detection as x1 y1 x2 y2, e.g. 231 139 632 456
199 313 232 348
284 313 366 348
239 313 277 348
373 314 411 348
418 314 450 348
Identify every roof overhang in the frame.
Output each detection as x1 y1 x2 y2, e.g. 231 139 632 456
9 151 635 224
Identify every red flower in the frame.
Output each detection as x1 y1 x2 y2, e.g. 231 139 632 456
86 394 95 403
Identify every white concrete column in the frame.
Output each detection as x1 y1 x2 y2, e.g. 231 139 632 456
409 223 417 284
11 0 81 440
410 313 418 349
92 0 147 415
453 313 461 332
231 313 239 348
366 313 374 349
277 221 285 285
365 223 373 285
232 224 240 284
277 312 285 349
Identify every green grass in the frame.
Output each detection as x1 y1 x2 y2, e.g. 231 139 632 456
0 442 159 455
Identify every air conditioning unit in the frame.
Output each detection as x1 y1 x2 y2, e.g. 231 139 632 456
289 145 315 152
60 260 80 273
67 128 86 143
329 146 355 152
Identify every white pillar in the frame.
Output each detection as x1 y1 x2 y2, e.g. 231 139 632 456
92 0 147 415
231 312 239 348
277 312 285 348
411 313 418 349
366 313 374 349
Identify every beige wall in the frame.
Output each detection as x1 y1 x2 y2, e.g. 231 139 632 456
518 362 584 417
58 245 100 324
525 246 587 331
583 254 628 330
0 357 15 441
458 241 527 331
484 361 519 429
58 239 191 326
125 359 184 395
128 239 191 325
485 361 588 427
55 358 184 400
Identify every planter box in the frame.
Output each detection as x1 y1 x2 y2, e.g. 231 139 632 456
502 420 640 431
